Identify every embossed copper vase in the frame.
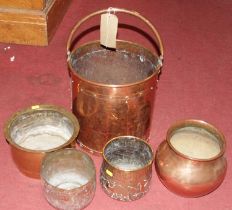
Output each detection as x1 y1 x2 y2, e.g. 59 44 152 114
41 148 96 210
100 136 154 201
155 120 227 197
4 105 79 178
67 8 164 154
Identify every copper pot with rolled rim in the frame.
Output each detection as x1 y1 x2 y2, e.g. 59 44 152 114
4 105 80 178
40 148 96 210
155 119 227 197
67 8 164 155
100 136 154 201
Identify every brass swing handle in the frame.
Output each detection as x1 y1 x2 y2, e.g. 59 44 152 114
67 8 164 65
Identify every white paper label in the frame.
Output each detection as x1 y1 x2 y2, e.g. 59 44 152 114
100 13 118 48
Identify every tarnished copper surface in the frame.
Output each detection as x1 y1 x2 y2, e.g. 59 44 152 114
67 8 164 154
41 148 96 210
4 105 80 179
100 136 153 201
155 119 227 197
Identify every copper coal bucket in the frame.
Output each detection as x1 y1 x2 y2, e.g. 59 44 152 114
67 8 164 154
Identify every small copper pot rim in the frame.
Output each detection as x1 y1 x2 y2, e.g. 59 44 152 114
4 104 80 153
166 119 226 162
68 40 162 89
40 148 96 191
102 135 154 172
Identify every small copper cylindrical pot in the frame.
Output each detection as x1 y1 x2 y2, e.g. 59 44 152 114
100 136 153 201
155 119 227 197
4 105 80 178
40 148 96 210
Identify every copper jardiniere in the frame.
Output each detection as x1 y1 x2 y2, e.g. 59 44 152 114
4 105 80 178
155 119 227 197
100 136 154 201
41 148 96 210
67 8 164 154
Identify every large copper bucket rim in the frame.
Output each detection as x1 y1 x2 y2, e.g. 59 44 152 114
4 104 80 154
165 119 226 162
68 39 162 88
67 7 164 88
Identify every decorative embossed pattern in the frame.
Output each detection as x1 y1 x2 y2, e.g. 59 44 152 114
100 136 153 201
